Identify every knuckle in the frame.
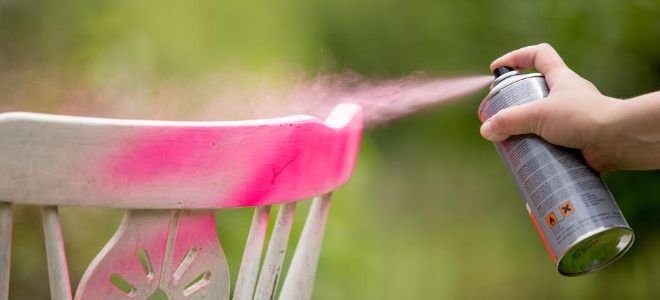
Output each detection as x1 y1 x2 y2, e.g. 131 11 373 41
489 113 510 134
538 42 553 50
488 114 503 132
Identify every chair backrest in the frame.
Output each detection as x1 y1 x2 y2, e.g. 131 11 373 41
0 104 363 300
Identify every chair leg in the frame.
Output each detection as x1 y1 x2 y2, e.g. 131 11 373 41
233 206 271 300
254 202 297 300
0 202 12 300
42 206 73 300
279 193 333 300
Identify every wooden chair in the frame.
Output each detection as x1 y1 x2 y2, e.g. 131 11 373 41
0 103 363 300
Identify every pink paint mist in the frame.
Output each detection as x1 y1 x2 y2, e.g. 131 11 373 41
0 66 491 126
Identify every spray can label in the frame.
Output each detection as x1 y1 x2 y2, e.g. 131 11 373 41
478 69 634 276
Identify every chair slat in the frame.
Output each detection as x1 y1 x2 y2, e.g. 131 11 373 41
254 203 297 300
279 193 332 300
161 210 231 299
75 210 230 300
75 210 171 299
233 206 270 300
0 202 12 300
42 206 73 300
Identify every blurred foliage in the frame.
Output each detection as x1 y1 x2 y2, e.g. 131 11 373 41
2 0 660 299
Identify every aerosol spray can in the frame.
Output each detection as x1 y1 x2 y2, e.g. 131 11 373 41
478 67 634 276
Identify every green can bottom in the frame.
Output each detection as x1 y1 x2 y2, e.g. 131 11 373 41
557 226 634 276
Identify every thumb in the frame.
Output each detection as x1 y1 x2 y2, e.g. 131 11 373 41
480 101 546 142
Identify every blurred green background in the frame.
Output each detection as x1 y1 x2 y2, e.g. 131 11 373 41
2 0 660 299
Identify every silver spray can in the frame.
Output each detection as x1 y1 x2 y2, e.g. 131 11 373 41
478 67 634 276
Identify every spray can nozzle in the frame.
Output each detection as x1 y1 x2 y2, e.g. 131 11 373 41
490 66 520 89
490 66 521 90
493 66 514 78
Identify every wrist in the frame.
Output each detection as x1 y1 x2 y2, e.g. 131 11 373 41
590 96 623 145
592 93 660 170
579 96 624 171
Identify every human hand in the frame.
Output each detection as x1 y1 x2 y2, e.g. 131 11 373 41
480 43 629 172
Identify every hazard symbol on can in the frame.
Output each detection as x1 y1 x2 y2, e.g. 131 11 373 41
560 201 574 217
545 212 558 229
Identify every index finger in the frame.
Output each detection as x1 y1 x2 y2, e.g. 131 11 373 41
490 43 570 84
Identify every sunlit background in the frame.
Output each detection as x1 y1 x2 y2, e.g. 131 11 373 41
2 0 660 299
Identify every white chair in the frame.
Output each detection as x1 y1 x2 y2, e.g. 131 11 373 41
0 103 363 300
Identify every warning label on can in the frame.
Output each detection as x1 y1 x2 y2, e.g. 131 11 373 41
545 212 558 229
560 201 574 217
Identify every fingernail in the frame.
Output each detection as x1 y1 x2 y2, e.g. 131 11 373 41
481 121 510 141
480 121 493 139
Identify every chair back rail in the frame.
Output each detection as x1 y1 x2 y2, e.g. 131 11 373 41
0 104 362 209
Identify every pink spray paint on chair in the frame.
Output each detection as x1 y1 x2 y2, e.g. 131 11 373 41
0 103 363 300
